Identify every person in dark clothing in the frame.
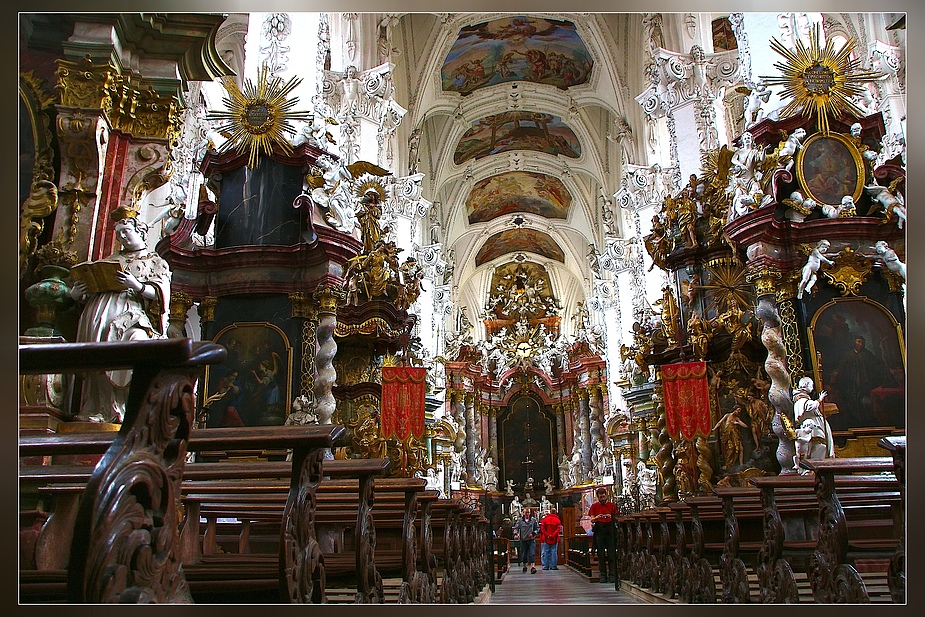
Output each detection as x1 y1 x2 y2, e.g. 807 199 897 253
588 487 619 583
830 336 889 428
515 508 540 574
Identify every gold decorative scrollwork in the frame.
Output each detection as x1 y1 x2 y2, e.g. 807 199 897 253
20 72 59 277
334 317 407 338
198 296 218 323
777 297 805 383
821 247 871 296
745 265 781 298
313 284 346 313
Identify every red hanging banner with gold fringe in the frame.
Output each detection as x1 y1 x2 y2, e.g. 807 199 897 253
660 361 711 441
381 366 427 440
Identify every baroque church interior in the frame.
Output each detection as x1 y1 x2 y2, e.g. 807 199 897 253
18 12 906 604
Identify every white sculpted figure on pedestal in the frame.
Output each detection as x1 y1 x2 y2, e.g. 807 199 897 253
637 461 657 510
791 376 835 472
311 154 357 232
69 207 171 423
543 477 555 495
505 479 515 496
509 495 523 521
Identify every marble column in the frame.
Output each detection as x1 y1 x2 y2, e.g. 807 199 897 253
578 388 592 476
487 405 498 461
312 284 346 425
554 403 567 465
746 266 797 475
465 392 477 484
452 389 466 454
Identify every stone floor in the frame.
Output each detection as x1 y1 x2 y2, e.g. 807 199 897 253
487 564 639 604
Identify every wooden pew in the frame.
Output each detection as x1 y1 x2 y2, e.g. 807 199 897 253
878 436 905 603
174 458 392 603
712 485 766 603
750 461 901 603
20 424 345 604
19 338 225 603
800 457 902 603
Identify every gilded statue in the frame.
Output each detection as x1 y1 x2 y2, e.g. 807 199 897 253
712 405 748 469
686 310 712 359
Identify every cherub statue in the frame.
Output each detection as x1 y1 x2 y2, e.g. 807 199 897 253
543 477 555 495
837 195 857 217
868 240 906 281
286 394 319 425
782 190 817 222
775 127 806 173
796 240 837 299
740 80 771 127
865 181 906 230
505 479 515 496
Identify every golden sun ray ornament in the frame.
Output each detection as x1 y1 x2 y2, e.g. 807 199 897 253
761 24 880 135
207 65 313 168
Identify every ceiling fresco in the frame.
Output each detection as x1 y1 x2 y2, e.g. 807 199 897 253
475 228 566 266
441 16 593 95
454 111 581 165
466 171 571 224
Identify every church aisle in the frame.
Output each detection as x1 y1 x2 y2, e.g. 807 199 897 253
488 565 639 604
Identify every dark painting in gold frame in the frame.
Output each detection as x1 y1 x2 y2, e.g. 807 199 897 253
807 298 905 432
795 131 864 207
203 322 293 428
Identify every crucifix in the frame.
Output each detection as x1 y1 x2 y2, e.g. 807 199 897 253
523 421 534 490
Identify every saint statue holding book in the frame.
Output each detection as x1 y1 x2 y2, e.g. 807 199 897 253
69 205 171 422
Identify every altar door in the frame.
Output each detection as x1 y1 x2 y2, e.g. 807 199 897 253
498 395 556 491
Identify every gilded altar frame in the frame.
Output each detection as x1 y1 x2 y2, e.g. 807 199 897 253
795 131 864 207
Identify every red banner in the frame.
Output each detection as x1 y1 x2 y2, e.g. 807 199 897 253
381 366 427 440
660 361 711 440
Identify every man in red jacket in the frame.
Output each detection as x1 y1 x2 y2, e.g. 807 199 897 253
588 487 619 583
540 506 563 570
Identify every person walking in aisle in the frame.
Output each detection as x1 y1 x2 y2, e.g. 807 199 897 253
515 508 540 573
588 487 619 583
540 506 563 570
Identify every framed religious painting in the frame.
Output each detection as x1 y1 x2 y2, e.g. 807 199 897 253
807 298 905 432
795 131 864 207
203 322 293 428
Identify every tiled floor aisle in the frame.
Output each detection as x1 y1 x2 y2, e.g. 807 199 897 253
488 565 639 604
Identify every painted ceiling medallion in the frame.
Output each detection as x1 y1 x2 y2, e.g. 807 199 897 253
761 23 880 134
208 64 312 168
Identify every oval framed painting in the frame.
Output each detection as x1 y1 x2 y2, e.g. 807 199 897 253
795 131 864 207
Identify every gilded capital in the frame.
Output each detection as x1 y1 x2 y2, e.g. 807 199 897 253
313 284 347 313
55 56 120 111
577 387 590 401
289 291 317 319
169 290 194 320
198 296 218 323
745 265 782 297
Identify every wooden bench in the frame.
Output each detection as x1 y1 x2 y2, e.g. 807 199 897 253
712 485 767 603
878 436 905 603
174 458 393 603
19 338 225 603
20 423 344 603
800 457 902 603
750 460 901 603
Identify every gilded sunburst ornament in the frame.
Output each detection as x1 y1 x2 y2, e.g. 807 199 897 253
761 24 880 135
701 259 754 316
207 65 312 168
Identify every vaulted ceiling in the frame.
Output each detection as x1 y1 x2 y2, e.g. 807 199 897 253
392 13 642 340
